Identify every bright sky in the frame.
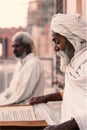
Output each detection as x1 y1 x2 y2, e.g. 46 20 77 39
0 0 30 28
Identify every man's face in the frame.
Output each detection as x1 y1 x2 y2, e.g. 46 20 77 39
51 32 72 72
51 32 67 52
12 40 26 58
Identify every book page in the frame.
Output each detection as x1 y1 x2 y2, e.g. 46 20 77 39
0 105 36 121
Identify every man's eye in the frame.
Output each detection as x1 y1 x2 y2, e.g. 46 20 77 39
57 41 60 44
12 44 21 48
52 39 56 43
16 45 21 47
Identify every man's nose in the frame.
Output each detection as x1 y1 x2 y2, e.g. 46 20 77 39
54 44 60 51
13 46 17 52
56 44 60 49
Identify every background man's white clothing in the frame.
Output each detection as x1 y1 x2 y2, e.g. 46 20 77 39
0 53 45 106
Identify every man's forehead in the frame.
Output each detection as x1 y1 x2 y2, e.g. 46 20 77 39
51 32 57 40
51 32 63 40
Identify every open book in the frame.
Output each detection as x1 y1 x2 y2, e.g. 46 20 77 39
0 105 46 123
0 105 48 128
0 105 37 121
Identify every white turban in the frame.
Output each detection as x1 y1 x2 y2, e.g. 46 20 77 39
51 13 87 53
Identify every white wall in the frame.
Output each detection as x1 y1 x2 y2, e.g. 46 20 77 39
67 0 76 14
82 0 87 20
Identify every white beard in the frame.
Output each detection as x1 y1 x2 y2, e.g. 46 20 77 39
57 50 70 73
19 50 28 60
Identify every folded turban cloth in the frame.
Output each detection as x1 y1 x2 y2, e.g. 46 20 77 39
50 13 87 53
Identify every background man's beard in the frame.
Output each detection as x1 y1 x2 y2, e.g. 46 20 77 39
57 50 70 73
14 51 27 59
20 51 27 59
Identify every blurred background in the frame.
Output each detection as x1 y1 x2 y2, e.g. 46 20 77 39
0 0 86 94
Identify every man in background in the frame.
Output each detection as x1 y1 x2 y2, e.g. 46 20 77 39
30 14 87 130
0 31 45 106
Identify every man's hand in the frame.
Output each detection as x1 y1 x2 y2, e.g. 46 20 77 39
29 96 47 105
29 92 62 105
43 119 80 130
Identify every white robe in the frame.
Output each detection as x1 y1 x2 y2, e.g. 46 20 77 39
34 102 62 125
61 47 87 130
0 53 45 106
34 47 87 129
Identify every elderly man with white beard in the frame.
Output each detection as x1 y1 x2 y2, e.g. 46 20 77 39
29 13 87 130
